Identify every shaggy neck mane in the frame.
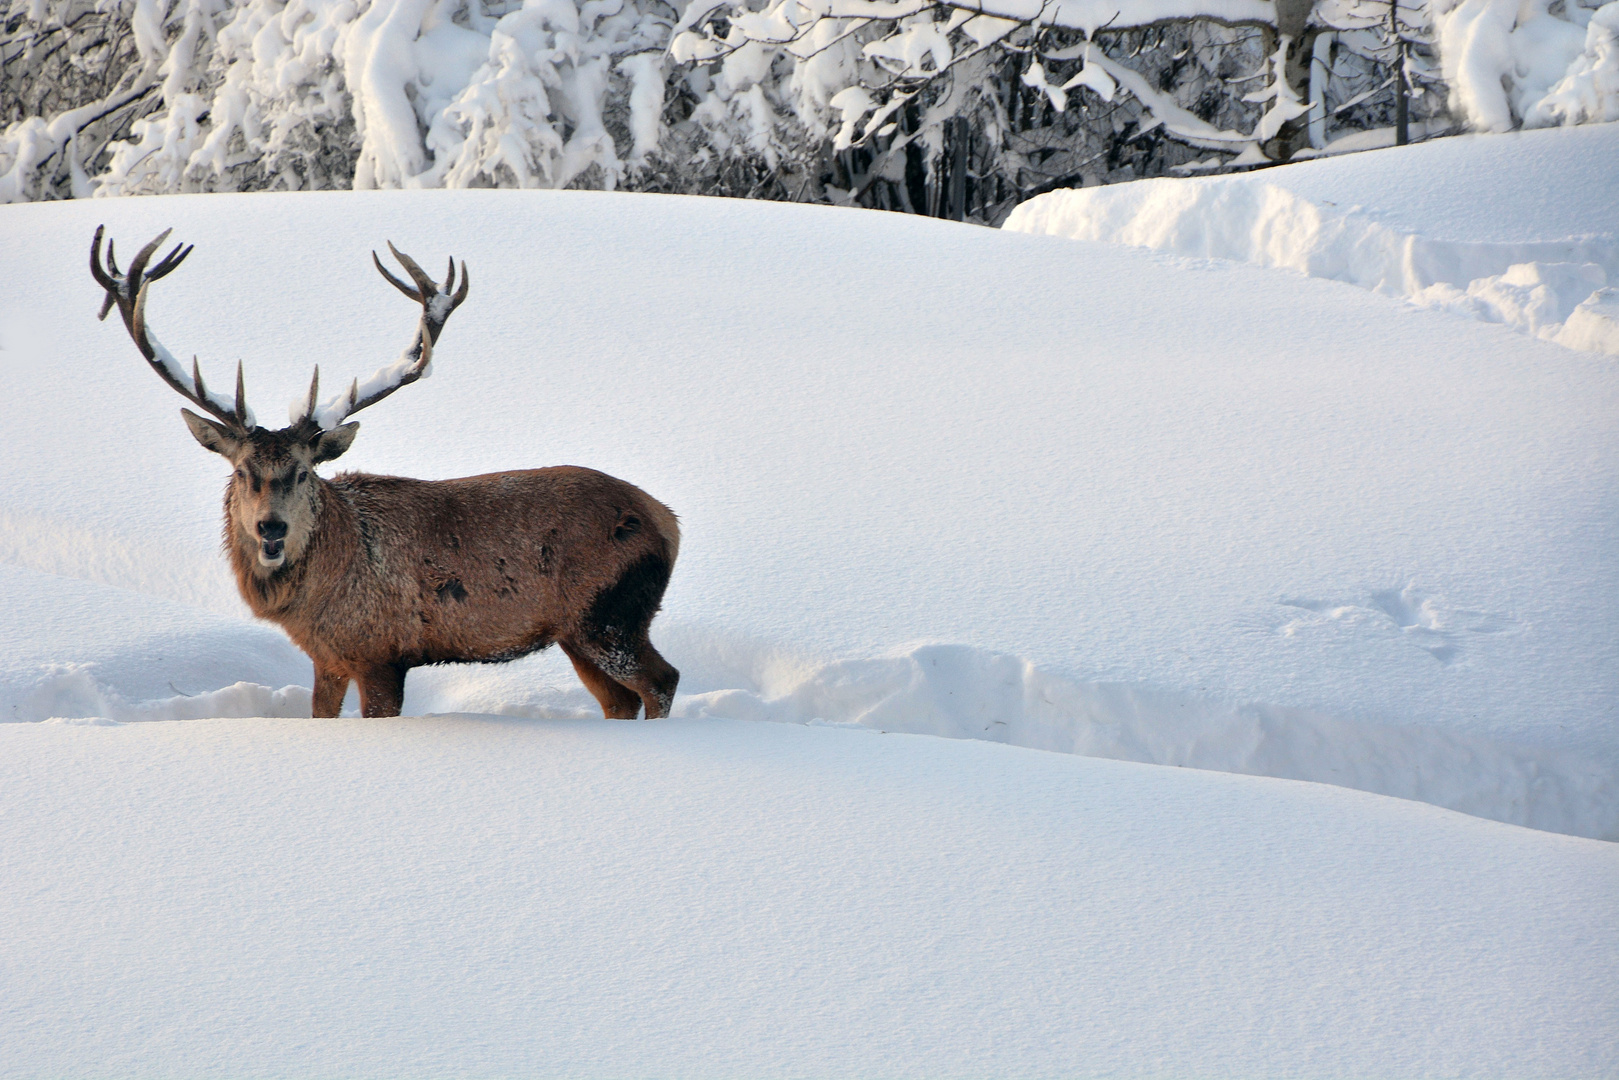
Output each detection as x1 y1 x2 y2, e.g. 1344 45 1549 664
225 478 354 616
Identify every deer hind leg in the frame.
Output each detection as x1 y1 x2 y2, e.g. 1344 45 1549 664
356 662 408 718
561 641 644 719
575 637 679 720
622 642 679 720
577 553 679 719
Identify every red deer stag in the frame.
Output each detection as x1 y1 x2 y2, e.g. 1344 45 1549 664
90 227 680 720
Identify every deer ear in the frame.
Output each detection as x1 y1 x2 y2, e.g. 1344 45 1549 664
181 408 241 457
309 421 359 464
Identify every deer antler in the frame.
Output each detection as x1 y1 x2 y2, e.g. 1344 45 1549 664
90 226 254 432
294 242 470 430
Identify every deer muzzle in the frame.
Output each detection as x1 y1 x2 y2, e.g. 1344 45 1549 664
257 519 288 567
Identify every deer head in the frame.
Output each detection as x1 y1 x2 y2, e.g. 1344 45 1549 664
91 227 469 573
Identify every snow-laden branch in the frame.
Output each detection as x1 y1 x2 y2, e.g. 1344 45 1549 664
937 0 1274 33
673 0 1287 157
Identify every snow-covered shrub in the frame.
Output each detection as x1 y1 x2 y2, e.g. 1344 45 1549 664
664 0 1611 214
1 0 163 201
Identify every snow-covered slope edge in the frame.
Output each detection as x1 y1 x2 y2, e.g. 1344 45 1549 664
1005 128 1619 355
668 637 1618 843
9 565 1611 841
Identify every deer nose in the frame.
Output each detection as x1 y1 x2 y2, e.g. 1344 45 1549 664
258 519 288 542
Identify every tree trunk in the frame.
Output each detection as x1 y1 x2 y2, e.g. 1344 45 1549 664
945 117 968 221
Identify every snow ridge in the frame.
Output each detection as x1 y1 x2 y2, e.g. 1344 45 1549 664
9 627 1613 841
672 638 1617 841
1005 172 1619 353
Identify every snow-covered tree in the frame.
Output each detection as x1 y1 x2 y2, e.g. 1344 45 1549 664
2 0 1616 208
662 0 1453 217
1 0 673 201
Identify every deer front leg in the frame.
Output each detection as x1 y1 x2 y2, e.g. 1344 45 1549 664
356 662 408 718
312 664 350 718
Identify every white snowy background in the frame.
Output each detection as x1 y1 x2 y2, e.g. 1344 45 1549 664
1 123 1615 1076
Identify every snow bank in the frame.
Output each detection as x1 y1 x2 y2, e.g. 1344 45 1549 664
671 639 1617 840
0 563 311 721
1559 285 1619 351
5 564 1613 838
1005 123 1619 353
2 715 1615 1077
23 671 309 723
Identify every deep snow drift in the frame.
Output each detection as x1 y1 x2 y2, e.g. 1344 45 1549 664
1006 121 1619 354
3 715 1615 1078
1 131 1616 840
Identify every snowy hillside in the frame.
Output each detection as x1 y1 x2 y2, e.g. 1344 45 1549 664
0 125 1615 1075
1006 122 1619 354
4 151 1617 837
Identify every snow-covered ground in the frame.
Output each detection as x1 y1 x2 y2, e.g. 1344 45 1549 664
1 127 1615 1074
1006 122 1619 354
5 714 1615 1078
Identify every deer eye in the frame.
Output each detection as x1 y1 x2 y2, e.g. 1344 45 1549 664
234 469 246 480
297 471 308 484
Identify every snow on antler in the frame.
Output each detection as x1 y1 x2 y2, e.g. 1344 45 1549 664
289 242 469 432
90 226 258 431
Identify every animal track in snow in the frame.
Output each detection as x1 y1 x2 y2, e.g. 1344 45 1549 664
1274 583 1516 665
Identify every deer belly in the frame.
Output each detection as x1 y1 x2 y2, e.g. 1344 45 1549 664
414 569 553 665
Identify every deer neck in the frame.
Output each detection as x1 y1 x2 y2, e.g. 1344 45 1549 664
226 478 358 618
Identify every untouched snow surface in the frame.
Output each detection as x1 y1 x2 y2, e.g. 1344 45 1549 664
1 157 1616 841
1006 122 1619 354
3 715 1616 1077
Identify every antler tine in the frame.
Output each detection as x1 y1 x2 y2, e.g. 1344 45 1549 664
192 356 208 403
235 360 249 425
146 241 194 283
386 241 437 296
452 260 470 309
372 250 419 301
416 318 434 370
129 277 158 362
90 225 117 293
90 227 121 321
106 236 121 278
443 256 455 292
303 365 320 423
125 228 173 289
